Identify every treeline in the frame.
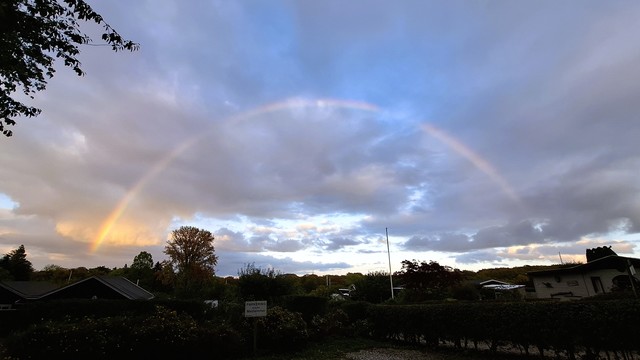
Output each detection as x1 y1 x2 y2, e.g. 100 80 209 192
2 242 579 302
4 243 640 359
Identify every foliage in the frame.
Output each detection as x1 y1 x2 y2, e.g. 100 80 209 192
0 244 33 280
0 0 139 137
350 271 392 304
366 300 640 358
310 308 349 338
336 300 372 324
32 265 117 284
131 251 153 270
395 260 463 302
152 260 177 294
281 295 328 323
164 226 218 298
237 263 295 302
124 251 155 290
449 282 481 301
165 226 218 274
252 306 309 352
4 305 242 359
299 274 326 293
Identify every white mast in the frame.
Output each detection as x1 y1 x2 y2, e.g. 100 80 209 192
386 227 394 299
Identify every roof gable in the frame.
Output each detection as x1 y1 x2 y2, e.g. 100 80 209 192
528 255 640 276
0 281 60 299
94 276 155 300
41 276 154 300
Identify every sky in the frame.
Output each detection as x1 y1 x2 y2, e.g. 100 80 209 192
2 1 640 277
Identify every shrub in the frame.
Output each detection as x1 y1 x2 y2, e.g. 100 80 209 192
281 295 328 323
4 305 242 359
310 308 349 338
252 306 308 352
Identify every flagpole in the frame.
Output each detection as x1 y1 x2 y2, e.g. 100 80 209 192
386 227 394 299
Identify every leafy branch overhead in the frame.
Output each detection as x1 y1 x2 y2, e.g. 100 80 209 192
0 0 139 137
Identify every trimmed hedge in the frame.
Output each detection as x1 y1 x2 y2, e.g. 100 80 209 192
6 297 638 359
366 300 640 357
280 295 328 322
4 305 242 359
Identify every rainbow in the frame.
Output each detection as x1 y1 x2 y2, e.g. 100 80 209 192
90 98 379 252
422 124 522 206
91 98 521 252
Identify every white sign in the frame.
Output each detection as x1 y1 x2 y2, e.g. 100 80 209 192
244 301 267 317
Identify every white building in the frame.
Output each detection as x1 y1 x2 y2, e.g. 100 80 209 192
528 253 640 300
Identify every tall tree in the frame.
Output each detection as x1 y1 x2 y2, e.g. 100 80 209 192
131 251 153 270
0 0 138 137
395 259 463 302
164 226 218 297
0 244 34 280
129 251 154 289
236 263 295 301
351 271 392 304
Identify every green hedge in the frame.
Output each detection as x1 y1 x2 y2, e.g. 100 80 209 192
4 305 242 359
3 303 312 359
366 300 640 357
0 298 211 333
280 295 328 322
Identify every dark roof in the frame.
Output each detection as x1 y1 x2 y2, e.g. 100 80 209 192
0 281 60 299
42 276 154 300
94 276 155 300
528 255 640 276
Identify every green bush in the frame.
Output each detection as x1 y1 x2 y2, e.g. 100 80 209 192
252 306 308 352
310 308 349 338
336 300 371 323
281 295 328 323
4 305 242 359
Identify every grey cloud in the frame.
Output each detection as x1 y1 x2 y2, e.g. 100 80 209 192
215 251 351 277
215 227 308 253
401 220 545 253
454 251 505 265
403 233 472 252
265 239 306 253
322 237 361 251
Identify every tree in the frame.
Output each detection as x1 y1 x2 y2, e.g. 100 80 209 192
0 244 34 280
350 271 392 303
164 226 218 297
131 251 153 270
236 263 294 301
395 259 463 302
152 260 176 294
32 264 70 284
128 251 154 289
0 0 139 137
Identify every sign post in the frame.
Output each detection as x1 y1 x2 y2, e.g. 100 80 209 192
245 301 267 356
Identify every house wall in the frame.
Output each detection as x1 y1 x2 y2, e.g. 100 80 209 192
532 268 629 300
0 288 22 305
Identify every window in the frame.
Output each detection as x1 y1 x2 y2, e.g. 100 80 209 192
591 277 604 293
